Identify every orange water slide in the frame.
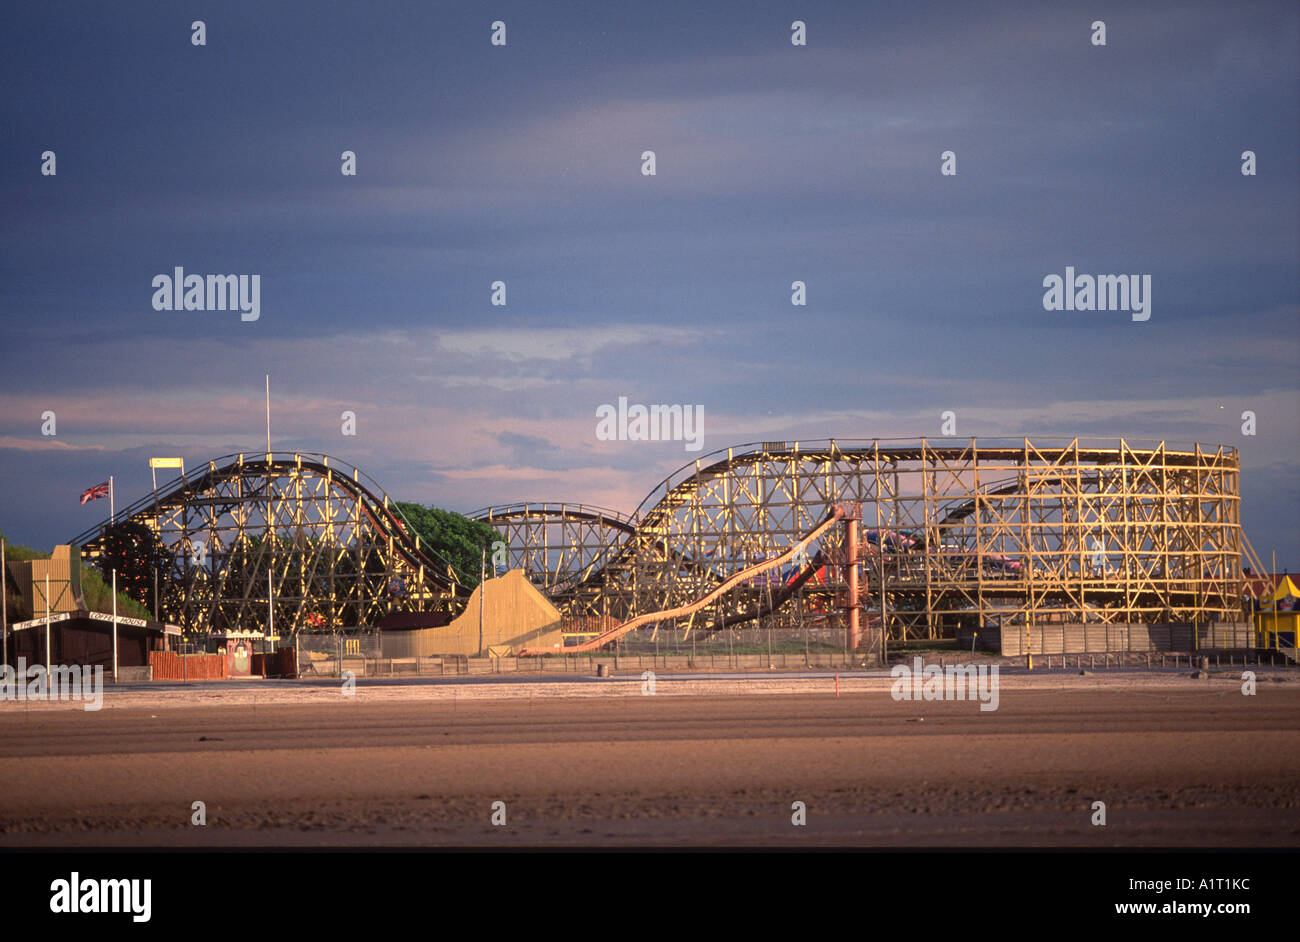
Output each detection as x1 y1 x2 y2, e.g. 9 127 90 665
521 504 855 655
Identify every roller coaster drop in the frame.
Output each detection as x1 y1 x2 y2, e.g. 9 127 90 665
71 453 468 637
72 438 1255 646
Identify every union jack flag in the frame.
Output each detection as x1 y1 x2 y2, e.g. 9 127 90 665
80 482 110 505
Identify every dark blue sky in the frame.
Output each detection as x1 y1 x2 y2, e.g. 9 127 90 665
2 1 1297 564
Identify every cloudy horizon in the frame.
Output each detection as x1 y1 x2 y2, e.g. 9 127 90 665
2 1 1296 564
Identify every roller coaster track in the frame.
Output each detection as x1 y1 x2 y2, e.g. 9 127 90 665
467 502 635 594
493 446 1057 615
70 452 468 635
522 505 854 654
469 501 732 605
470 502 636 536
483 437 1251 639
64 437 1252 641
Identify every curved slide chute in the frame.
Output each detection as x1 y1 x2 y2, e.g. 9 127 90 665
521 504 854 655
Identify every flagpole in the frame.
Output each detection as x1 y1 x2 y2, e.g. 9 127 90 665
109 475 115 525
265 373 271 456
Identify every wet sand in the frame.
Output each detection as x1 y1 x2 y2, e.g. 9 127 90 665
1 675 1296 846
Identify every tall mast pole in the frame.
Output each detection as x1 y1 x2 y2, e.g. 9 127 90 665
265 373 272 456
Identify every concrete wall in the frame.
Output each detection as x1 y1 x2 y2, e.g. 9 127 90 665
998 621 1254 656
381 570 564 657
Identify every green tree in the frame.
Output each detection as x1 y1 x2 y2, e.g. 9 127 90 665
393 503 498 589
80 565 152 620
96 521 170 611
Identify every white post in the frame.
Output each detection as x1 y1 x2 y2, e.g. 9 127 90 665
265 374 271 456
1 537 6 668
268 569 274 675
44 571 51 675
112 569 119 682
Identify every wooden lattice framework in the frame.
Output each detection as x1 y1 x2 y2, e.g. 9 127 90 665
68 439 1251 643
481 438 1249 641
71 453 464 635
468 503 635 597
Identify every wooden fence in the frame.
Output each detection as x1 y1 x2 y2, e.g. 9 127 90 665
998 622 1254 656
149 651 227 680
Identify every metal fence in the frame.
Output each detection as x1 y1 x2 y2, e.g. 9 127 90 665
297 649 867 678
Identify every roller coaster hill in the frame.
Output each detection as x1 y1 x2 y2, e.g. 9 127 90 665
69 438 1263 650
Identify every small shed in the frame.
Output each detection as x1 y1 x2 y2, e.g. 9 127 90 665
6 611 178 669
1251 573 1298 650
